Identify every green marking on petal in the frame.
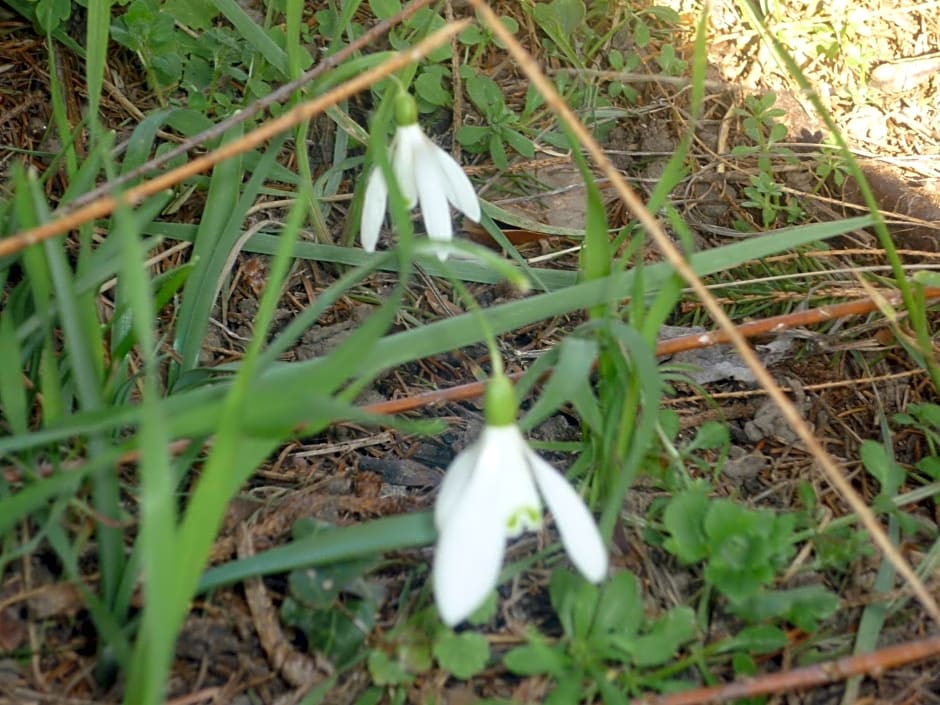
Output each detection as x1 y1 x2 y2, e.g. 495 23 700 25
394 92 418 127
506 505 542 536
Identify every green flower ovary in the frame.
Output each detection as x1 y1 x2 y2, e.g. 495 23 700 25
394 92 418 127
483 373 519 427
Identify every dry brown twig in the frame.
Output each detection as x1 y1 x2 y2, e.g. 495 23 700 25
5 286 935 488
465 0 940 631
630 634 940 705
362 286 940 415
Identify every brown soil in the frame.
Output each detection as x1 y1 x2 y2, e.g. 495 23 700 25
1 1 939 704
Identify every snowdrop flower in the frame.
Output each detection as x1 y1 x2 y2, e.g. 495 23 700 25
360 92 480 260
433 374 608 626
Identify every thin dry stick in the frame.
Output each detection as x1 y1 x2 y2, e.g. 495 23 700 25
360 287 940 415
0 20 469 259
4 287 933 483
658 286 940 355
467 0 940 625
631 634 940 705
66 0 437 214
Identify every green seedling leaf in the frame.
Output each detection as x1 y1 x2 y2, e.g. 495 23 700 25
369 0 400 20
489 132 508 170
730 585 839 632
396 625 433 675
662 485 710 563
414 66 451 107
457 125 490 149
367 650 412 686
686 421 729 452
717 625 789 654
548 676 588 705
703 501 796 601
633 17 650 47
917 456 940 481
458 24 486 45
646 6 681 23
549 569 598 639
504 632 570 678
860 439 904 496
163 0 217 29
282 596 376 668
464 73 506 120
609 49 624 70
590 570 642 641
352 688 383 705
433 631 489 679
35 0 70 32
287 557 376 609
532 0 585 42
909 403 940 430
912 270 940 288
501 127 535 158
629 606 695 667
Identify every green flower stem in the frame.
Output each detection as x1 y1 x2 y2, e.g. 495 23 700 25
443 266 505 379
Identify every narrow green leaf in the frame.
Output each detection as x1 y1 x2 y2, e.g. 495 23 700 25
521 336 598 430
172 126 253 373
84 0 111 120
208 0 289 77
0 312 29 436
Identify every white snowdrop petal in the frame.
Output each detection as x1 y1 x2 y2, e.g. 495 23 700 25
360 167 387 252
434 440 482 531
430 142 481 223
479 426 542 537
529 454 608 582
433 484 506 626
415 142 453 242
392 125 422 208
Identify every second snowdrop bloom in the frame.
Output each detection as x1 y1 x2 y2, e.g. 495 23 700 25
432 375 608 626
360 93 480 260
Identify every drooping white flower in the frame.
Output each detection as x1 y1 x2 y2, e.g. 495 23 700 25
432 375 608 627
360 93 480 260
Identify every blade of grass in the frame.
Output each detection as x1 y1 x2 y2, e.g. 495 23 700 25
199 512 435 591
170 124 243 373
21 171 125 612
113 190 178 703
85 0 111 122
209 0 289 78
123 182 293 700
0 214 877 459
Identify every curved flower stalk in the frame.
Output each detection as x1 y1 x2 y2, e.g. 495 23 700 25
433 375 608 626
360 92 481 260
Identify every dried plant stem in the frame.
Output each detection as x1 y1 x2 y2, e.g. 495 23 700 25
467 0 940 625
4 287 935 482
631 634 940 705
